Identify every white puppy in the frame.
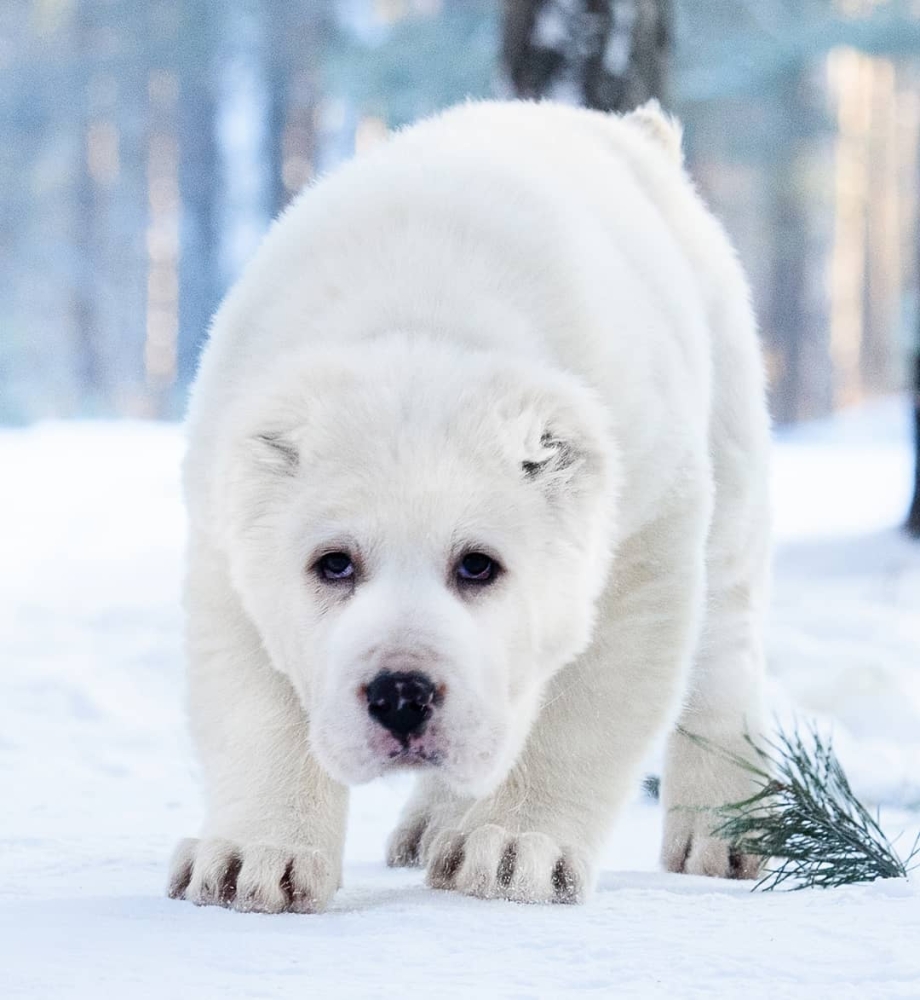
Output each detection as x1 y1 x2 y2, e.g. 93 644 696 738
168 99 771 913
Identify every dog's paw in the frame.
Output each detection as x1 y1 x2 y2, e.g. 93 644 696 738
425 823 589 903
661 728 764 880
386 782 470 869
167 837 338 913
661 809 761 879
386 814 429 868
386 807 466 869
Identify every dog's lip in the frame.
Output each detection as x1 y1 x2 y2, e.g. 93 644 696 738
385 744 443 766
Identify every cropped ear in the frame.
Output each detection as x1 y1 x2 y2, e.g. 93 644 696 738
251 430 299 475
521 430 581 482
502 370 617 509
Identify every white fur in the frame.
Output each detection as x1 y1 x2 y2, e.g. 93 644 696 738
168 100 771 913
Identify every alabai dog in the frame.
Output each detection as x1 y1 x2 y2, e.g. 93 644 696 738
168 99 771 913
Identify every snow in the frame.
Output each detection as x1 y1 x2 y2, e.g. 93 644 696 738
769 405 920 811
1 398 919 998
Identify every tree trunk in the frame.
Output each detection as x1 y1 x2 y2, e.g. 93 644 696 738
177 2 220 397
73 0 105 409
766 70 831 424
501 0 671 111
907 351 920 537
266 1 324 217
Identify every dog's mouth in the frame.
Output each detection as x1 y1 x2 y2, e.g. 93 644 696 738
366 718 447 770
386 742 443 767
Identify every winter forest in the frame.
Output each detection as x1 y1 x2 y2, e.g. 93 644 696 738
4 0 920 429
2 2 920 998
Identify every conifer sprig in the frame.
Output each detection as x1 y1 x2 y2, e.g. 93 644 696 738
682 724 920 891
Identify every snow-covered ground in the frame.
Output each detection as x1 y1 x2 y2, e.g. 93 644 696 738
1 399 918 999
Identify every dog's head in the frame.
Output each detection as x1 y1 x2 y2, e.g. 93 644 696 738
216 336 618 797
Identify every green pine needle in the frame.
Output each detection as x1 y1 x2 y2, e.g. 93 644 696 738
681 723 920 891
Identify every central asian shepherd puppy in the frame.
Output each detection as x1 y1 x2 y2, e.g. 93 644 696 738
167 99 771 913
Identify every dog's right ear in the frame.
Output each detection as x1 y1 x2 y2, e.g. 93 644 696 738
626 99 684 166
251 431 299 475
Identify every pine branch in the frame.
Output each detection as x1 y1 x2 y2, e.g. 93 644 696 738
682 724 920 891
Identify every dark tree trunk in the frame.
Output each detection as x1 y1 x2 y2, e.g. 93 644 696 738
501 0 671 112
907 351 920 537
904 130 920 539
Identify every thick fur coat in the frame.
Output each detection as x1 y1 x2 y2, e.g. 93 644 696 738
168 100 771 912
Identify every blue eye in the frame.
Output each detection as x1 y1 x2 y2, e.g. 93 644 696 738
457 552 499 584
317 552 355 582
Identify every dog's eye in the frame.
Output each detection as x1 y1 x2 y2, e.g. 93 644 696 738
457 552 500 584
316 552 355 582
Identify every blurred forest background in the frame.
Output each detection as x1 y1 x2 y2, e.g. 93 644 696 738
2 0 920 452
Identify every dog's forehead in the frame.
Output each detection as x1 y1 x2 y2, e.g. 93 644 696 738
303 453 529 535
288 367 547 548
305 396 513 479
304 353 517 447
293 436 539 561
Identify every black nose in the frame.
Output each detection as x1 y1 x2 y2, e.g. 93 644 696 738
366 671 435 740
